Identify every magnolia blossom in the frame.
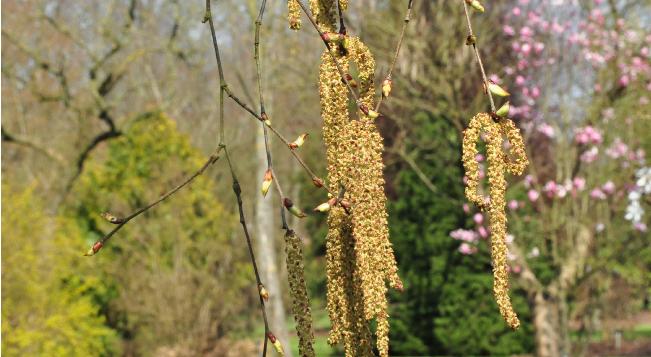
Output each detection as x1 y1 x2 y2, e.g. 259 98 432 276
636 167 651 194
575 126 603 145
625 200 643 223
528 189 540 202
606 138 628 159
506 234 515 244
459 243 477 255
602 181 616 195
450 229 479 243
478 226 489 239
590 188 607 200
634 222 648 232
473 213 484 225
573 177 586 191
508 200 519 210
580 147 599 163
543 181 558 197
538 123 555 138
528 247 540 258
595 223 605 233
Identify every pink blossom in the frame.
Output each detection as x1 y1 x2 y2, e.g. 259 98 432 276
552 22 564 34
512 7 521 16
463 203 470 214
573 177 586 191
556 186 568 198
634 222 648 232
450 229 479 243
575 126 603 145
475 153 485 162
524 175 535 188
512 265 522 274
503 25 515 36
458 243 477 255
534 42 545 53
531 86 541 98
473 213 484 225
521 43 532 56
478 226 489 239
520 26 533 38
580 147 599 163
508 200 519 211
506 234 514 244
528 189 540 202
602 181 616 194
515 75 526 86
590 188 607 200
543 181 558 198
619 74 630 87
606 138 628 159
538 123 555 138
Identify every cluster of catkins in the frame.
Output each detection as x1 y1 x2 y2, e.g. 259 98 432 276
288 1 402 356
462 113 528 330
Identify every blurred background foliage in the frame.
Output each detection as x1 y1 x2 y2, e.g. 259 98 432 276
2 0 650 356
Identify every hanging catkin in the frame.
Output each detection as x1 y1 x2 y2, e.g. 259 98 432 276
284 230 316 357
290 2 401 355
462 113 528 330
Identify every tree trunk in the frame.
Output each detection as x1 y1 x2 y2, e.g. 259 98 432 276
255 124 292 356
533 291 563 357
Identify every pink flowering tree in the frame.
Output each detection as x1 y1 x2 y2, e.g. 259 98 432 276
452 1 651 356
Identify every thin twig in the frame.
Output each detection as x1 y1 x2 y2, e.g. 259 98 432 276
204 1 271 354
94 148 222 247
202 0 336 202
253 0 289 231
461 0 496 112
375 0 414 112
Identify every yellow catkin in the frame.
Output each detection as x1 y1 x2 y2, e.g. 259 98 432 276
284 230 316 357
288 0 302 30
462 113 527 330
319 34 401 356
310 0 337 33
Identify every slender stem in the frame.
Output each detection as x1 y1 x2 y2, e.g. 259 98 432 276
204 1 270 355
224 146 270 357
461 0 496 112
96 148 222 246
375 0 414 112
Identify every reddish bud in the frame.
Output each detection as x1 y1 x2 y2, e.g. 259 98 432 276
84 241 103 256
261 169 273 197
312 177 324 188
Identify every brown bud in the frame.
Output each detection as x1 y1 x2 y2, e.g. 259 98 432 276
258 284 269 302
312 177 324 188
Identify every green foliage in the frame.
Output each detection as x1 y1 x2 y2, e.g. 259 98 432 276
2 182 119 356
387 111 534 355
72 112 253 355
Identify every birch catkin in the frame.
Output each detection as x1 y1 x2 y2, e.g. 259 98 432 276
291 1 402 354
284 230 316 357
462 113 528 330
